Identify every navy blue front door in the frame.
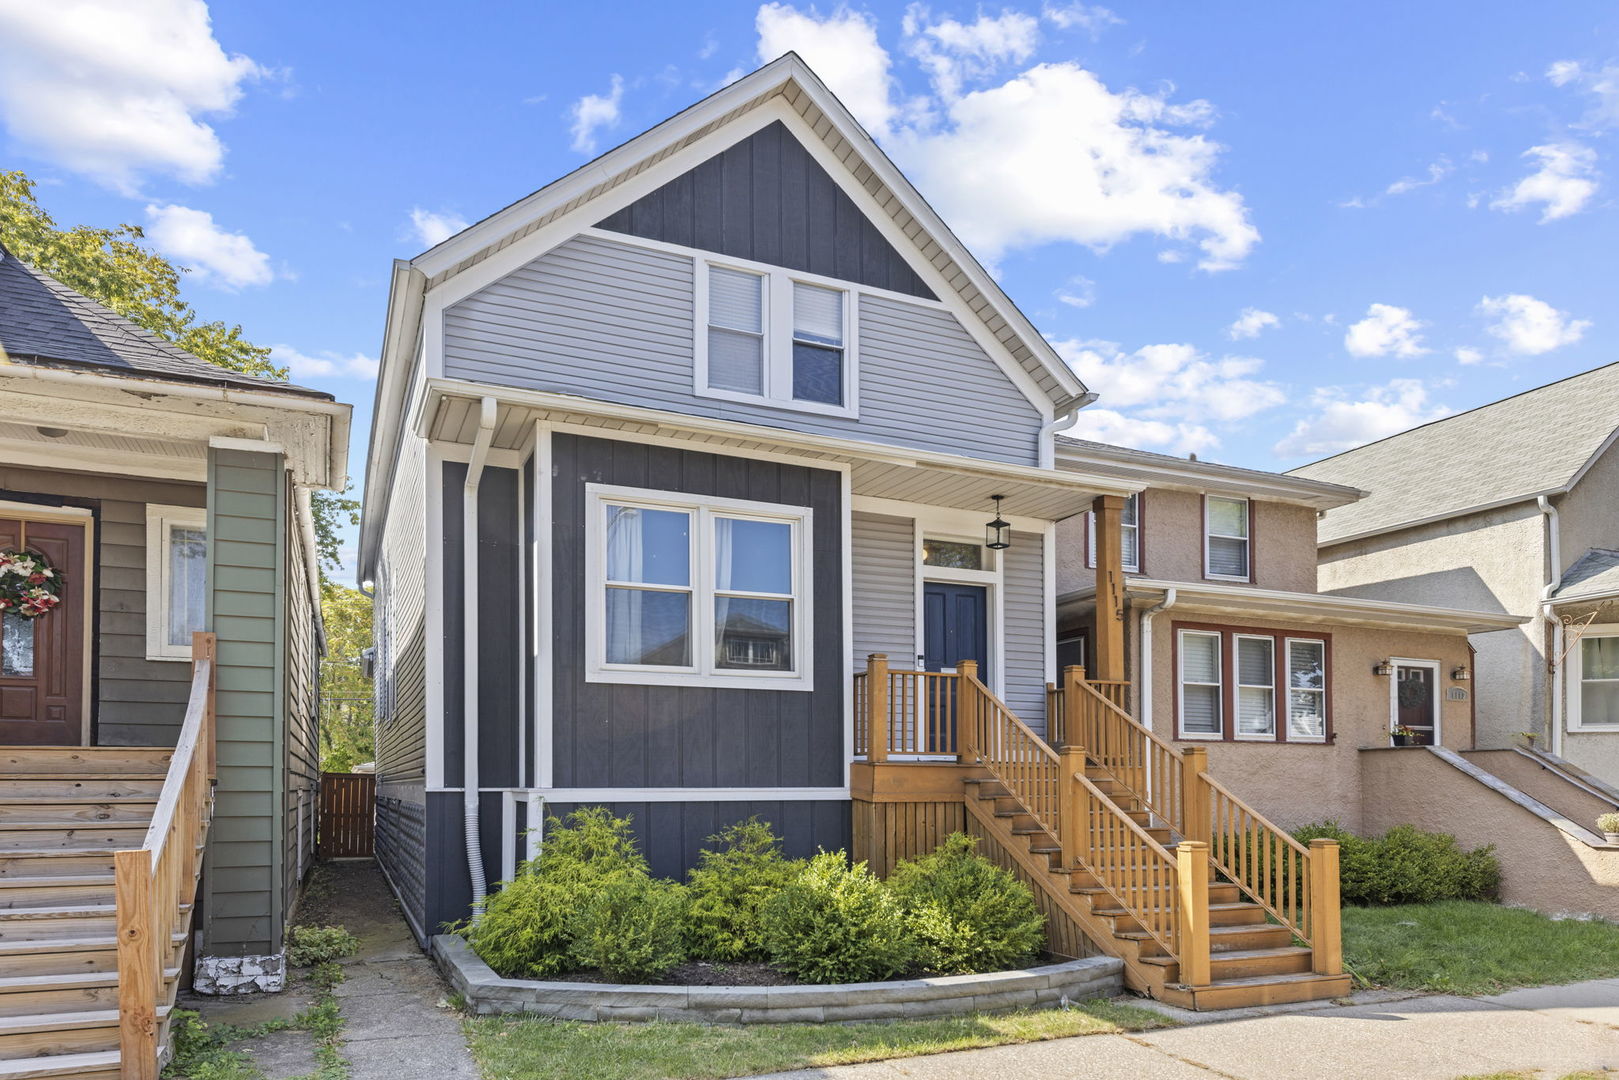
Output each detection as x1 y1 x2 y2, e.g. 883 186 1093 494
923 582 989 679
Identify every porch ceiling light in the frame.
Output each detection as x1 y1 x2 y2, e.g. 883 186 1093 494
985 495 1011 550
1373 659 1394 677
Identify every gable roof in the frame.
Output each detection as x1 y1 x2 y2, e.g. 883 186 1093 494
1290 363 1619 545
0 246 329 399
1553 548 1619 605
1056 436 1361 510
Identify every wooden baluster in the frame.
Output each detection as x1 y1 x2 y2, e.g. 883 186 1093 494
1175 840 1211 986
866 655 888 764
1310 838 1343 974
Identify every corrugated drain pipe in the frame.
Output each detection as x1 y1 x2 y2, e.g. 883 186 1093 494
463 398 498 912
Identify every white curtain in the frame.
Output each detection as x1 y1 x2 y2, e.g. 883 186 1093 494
605 507 643 663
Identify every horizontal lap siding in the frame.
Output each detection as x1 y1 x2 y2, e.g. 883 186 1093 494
376 794 427 942
376 436 429 785
851 512 915 665
1004 531 1048 736
442 233 1042 466
284 492 319 919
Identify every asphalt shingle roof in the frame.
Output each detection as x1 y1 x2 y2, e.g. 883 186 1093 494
1554 549 1619 603
1289 363 1619 544
0 247 329 398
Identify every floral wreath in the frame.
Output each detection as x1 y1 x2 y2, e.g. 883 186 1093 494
0 549 64 620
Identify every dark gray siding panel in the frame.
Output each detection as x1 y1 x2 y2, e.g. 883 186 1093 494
552 435 844 790
441 463 522 789
598 121 935 300
376 795 427 943
540 801 851 882
424 790 507 938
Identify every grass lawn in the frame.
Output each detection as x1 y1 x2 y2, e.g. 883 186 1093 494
463 999 1170 1080
1343 901 1619 995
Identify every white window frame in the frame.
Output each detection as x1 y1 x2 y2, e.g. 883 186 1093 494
1232 633 1277 741
584 484 814 691
694 257 860 419
144 504 207 661
1177 629 1224 741
1568 624 1619 732
1086 493 1140 573
1284 637 1328 743
1204 495 1252 583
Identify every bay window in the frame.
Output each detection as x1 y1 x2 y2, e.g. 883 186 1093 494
586 485 812 689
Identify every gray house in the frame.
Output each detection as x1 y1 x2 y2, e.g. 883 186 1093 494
0 244 350 1074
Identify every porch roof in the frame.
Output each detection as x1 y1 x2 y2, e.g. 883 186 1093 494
420 380 1139 521
1058 578 1527 635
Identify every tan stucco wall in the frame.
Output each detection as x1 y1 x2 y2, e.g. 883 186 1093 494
1055 490 1321 595
1318 503 1547 751
1553 439 1619 582
1362 748 1619 919
1545 597 1619 784
1143 610 1473 833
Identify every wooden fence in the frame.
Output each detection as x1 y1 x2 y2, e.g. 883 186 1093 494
318 772 376 858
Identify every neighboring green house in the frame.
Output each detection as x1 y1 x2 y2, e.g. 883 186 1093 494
0 243 351 1074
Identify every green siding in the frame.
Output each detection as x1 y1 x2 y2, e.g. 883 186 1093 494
203 447 288 957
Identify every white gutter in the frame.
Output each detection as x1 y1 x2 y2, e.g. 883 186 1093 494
1540 496 1563 757
1137 588 1177 731
462 397 498 910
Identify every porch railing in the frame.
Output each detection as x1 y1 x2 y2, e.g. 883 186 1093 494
116 632 217 1080
852 655 961 759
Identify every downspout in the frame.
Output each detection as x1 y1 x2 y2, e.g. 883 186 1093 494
1137 588 1177 731
463 398 498 910
1539 496 1563 757
1038 394 1094 468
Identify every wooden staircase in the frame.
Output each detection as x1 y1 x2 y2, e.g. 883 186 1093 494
858 655 1351 1011
0 635 216 1080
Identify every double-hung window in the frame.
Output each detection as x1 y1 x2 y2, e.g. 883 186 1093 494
699 262 855 416
1286 638 1327 739
586 485 813 690
1571 627 1619 730
1176 625 1329 742
145 504 207 661
1086 492 1140 573
1234 635 1276 739
1178 630 1223 738
1205 496 1251 581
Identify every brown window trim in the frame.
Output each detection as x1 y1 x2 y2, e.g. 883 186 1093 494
1085 491 1145 576
1170 619 1333 745
1200 494 1255 585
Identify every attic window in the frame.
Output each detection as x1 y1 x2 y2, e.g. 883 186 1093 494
697 260 857 418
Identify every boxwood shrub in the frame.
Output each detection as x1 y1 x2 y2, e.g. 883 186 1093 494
888 832 1046 974
685 817 805 962
1293 821 1499 905
759 852 918 983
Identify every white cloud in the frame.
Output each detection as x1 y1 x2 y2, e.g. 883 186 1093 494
569 73 624 154
904 8 1040 100
407 207 468 248
1274 379 1449 458
142 204 273 289
0 0 261 192
755 5 1258 270
1057 338 1285 434
1491 143 1599 222
1067 408 1217 456
1041 3 1122 37
1055 275 1095 308
1227 307 1280 340
1344 303 1428 359
1454 346 1484 365
269 344 378 381
1478 293 1590 355
1385 156 1452 196
1546 60 1619 129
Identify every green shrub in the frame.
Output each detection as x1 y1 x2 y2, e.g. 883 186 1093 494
287 925 360 967
1291 821 1498 906
685 817 805 962
571 875 690 982
760 852 917 983
887 833 1045 974
462 806 653 978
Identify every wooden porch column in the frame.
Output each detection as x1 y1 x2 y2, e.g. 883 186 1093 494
1091 494 1127 684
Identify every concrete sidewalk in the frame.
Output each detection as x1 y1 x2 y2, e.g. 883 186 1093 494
753 980 1619 1080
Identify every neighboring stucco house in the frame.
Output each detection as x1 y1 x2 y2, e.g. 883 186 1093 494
0 244 351 1074
1291 364 1619 784
1052 437 1523 833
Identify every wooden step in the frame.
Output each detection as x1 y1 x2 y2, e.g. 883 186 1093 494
0 905 116 944
0 799 157 825
0 779 164 800
1142 946 1314 981
0 933 185 979
1090 901 1270 931
0 824 150 851
0 875 116 909
0 748 171 777
0 969 179 1018
1158 971 1353 1010
0 1006 169 1058
1072 881 1244 904
0 1050 121 1078
0 851 119 879
1121 922 1294 956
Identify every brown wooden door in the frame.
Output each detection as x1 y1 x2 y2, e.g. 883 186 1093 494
0 518 87 745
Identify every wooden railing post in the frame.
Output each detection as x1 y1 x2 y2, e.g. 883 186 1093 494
866 654 889 764
1061 664 1085 754
193 631 218 781
1058 745 1086 868
1182 746 1210 847
115 848 159 1080
1175 840 1211 987
956 659 978 764
1309 838 1344 975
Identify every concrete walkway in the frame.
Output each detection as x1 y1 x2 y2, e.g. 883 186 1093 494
754 981 1619 1080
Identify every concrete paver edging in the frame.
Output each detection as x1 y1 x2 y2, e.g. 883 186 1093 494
432 935 1124 1024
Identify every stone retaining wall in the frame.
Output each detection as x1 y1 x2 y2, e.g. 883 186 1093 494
433 936 1124 1024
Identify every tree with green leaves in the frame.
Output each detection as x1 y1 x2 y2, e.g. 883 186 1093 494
318 581 374 773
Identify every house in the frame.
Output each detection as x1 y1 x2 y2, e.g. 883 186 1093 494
0 244 350 1076
1289 364 1619 784
361 54 1361 1010
1053 436 1525 830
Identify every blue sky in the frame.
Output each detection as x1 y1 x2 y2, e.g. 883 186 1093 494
1 2 1615 577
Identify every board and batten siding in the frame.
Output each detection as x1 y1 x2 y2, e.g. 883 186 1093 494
1003 530 1048 737
283 487 319 922
0 465 205 745
441 233 1044 466
851 511 916 666
203 447 286 956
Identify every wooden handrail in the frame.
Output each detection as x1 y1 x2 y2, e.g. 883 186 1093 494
117 632 217 1080
1068 768 1185 961
1203 772 1320 947
1063 667 1185 835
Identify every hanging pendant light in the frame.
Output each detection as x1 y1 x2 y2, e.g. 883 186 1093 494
985 495 1011 550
